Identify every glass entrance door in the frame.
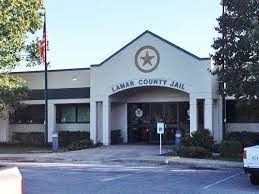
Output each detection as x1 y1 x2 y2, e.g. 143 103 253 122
127 103 179 144
164 103 179 144
127 103 152 143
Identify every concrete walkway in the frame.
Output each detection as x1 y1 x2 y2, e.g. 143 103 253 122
0 145 243 169
0 145 170 162
54 144 172 162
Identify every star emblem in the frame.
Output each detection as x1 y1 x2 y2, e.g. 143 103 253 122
135 46 160 73
140 51 154 66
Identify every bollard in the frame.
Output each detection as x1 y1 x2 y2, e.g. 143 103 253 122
175 129 182 152
52 132 59 152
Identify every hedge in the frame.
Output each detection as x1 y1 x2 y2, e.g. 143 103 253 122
67 139 94 151
12 132 44 146
225 132 259 148
219 140 242 158
178 146 212 158
183 129 213 151
58 131 90 147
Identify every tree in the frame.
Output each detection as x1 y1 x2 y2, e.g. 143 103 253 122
212 0 259 100
0 0 44 114
0 74 29 116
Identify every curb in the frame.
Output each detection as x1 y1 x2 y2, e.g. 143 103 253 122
165 157 243 169
107 157 243 169
0 156 243 170
107 158 165 165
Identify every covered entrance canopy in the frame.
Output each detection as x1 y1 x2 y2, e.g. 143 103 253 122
110 86 190 144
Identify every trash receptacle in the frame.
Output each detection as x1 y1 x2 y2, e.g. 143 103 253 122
52 132 59 152
175 129 182 152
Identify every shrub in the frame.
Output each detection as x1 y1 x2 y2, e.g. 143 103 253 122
67 139 94 151
111 130 123 144
183 129 213 151
95 142 103 147
12 132 44 146
182 135 193 147
58 131 90 147
226 132 259 148
178 146 212 158
213 143 221 153
219 140 242 158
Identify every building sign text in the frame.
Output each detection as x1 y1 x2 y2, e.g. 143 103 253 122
111 78 185 94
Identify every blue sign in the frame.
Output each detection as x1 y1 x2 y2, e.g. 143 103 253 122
157 123 164 134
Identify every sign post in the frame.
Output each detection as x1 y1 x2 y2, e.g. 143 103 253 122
157 122 165 155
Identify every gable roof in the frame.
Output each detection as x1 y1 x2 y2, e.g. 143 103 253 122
91 30 210 67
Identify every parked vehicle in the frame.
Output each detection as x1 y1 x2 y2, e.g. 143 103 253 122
0 166 23 194
243 145 259 185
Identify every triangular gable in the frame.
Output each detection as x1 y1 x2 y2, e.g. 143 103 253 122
91 30 210 67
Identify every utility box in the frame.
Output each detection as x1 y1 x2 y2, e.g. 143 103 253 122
52 132 59 153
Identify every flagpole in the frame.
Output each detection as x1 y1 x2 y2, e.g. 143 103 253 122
44 12 48 146
222 0 226 139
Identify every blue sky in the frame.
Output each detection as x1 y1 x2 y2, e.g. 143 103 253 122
17 0 222 71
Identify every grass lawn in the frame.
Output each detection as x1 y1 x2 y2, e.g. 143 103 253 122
0 144 45 154
212 154 243 162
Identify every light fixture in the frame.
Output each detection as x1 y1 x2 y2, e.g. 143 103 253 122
72 76 78 81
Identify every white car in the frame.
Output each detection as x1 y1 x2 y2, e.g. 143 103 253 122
243 145 259 185
0 166 23 194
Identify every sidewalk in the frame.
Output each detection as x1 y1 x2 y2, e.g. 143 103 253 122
0 145 243 169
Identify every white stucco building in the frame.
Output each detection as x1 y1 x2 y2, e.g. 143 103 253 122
0 31 258 145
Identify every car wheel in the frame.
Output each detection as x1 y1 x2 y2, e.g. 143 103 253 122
250 175 259 185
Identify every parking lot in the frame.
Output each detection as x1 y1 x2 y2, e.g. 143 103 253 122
21 162 259 194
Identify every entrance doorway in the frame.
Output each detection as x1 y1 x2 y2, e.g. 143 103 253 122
127 102 189 144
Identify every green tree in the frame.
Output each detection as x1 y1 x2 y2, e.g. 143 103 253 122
251 5 259 43
0 0 44 114
0 74 29 115
212 0 259 99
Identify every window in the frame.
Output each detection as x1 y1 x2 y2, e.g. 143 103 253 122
77 105 90 123
179 102 190 125
179 102 190 134
197 100 204 129
56 104 90 123
9 105 45 124
60 105 76 123
164 104 177 124
151 104 163 123
226 100 259 123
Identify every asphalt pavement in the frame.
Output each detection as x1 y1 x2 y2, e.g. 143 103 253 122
20 162 259 194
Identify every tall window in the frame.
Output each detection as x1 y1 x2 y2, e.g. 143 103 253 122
9 105 45 124
226 100 259 123
56 104 90 123
179 102 190 125
164 104 177 124
197 100 204 129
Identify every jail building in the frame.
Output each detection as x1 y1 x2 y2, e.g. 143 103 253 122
0 31 258 145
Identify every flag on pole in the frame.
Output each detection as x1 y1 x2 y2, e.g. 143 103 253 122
41 12 49 146
40 13 47 64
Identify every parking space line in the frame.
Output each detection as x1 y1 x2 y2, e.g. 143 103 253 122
203 173 239 189
101 174 131 182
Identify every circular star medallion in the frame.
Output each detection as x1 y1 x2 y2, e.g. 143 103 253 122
135 46 160 73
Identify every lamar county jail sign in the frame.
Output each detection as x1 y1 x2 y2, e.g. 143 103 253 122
110 78 191 94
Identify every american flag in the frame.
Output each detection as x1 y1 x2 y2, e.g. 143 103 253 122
40 13 47 64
